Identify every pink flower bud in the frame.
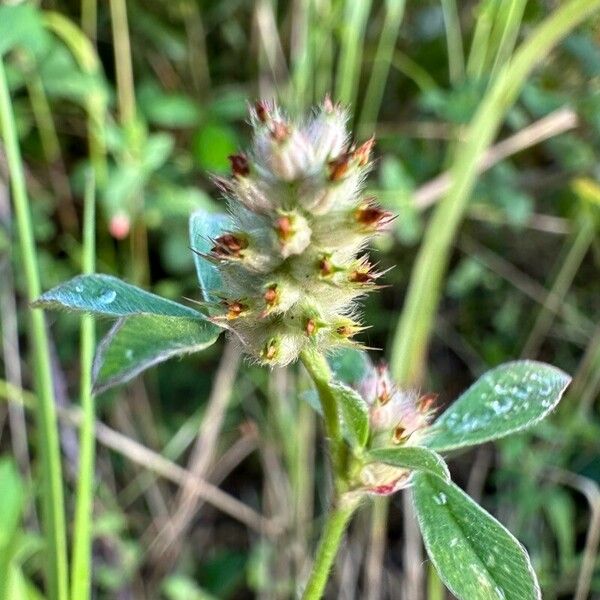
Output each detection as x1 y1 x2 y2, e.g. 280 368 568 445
109 212 131 240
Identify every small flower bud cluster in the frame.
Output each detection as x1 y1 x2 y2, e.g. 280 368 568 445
207 99 393 365
356 363 437 496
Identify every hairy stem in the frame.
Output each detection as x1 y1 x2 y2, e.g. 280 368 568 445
302 502 357 600
299 349 342 472
299 349 358 598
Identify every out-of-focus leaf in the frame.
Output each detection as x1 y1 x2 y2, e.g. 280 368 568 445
368 447 450 481
138 82 201 128
93 315 221 392
207 90 249 121
142 133 175 172
34 274 200 318
146 186 215 224
328 348 372 386
377 156 422 244
564 33 600 77
424 361 571 452
412 473 540 600
193 122 238 173
0 4 48 57
163 574 219 600
103 165 142 210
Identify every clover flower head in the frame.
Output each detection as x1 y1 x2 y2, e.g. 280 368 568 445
357 363 438 496
208 99 393 366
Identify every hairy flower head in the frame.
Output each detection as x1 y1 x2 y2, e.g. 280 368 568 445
355 363 438 496
208 99 392 365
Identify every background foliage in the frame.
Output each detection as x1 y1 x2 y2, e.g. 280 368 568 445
0 0 599 598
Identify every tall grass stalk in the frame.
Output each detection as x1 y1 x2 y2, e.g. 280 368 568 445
390 0 600 385
466 0 496 80
0 58 69 600
109 0 136 127
43 12 108 187
440 0 465 85
335 0 372 108
487 0 527 82
70 171 96 600
521 216 595 358
358 0 406 133
312 0 334 101
289 0 312 112
81 0 97 43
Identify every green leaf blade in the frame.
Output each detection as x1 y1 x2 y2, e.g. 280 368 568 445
368 447 450 481
412 473 540 600
330 382 369 448
425 361 571 452
189 210 231 303
34 274 199 319
93 315 221 393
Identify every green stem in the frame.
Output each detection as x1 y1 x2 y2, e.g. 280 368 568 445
302 503 357 600
43 12 108 187
521 216 595 357
299 349 340 454
70 171 96 600
109 0 136 127
313 0 334 101
466 0 496 80
390 0 600 385
488 0 527 82
0 59 69 600
440 0 465 85
81 0 97 43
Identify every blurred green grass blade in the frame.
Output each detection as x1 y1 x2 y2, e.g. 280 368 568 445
466 0 497 80
440 0 465 85
42 11 108 186
521 217 596 357
0 459 25 600
335 0 372 107
488 0 528 82
368 447 450 481
35 274 200 318
70 171 96 600
93 315 222 393
412 473 541 600
288 0 312 112
0 56 69 600
390 0 600 386
313 0 334 100
424 361 571 452
359 0 406 131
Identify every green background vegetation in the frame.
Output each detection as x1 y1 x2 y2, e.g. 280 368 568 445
0 0 599 598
